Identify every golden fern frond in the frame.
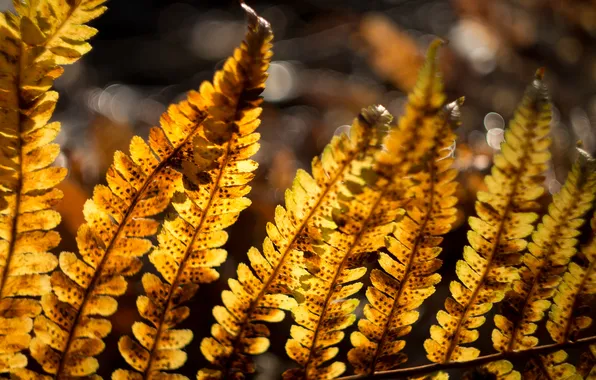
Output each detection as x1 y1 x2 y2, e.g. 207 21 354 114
493 148 596 352
375 39 446 177
199 106 391 380
348 98 463 376
282 107 394 380
0 1 105 374
424 69 552 363
30 5 271 378
547 211 596 343
113 6 272 380
524 351 582 380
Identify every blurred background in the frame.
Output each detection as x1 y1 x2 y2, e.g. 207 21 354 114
3 0 596 378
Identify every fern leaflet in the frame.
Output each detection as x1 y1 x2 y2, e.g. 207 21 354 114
113 5 272 380
424 69 552 363
0 0 105 374
199 106 391 379
493 148 596 352
547 210 596 343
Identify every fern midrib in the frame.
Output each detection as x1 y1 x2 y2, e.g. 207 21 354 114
303 179 386 378
443 119 537 363
507 189 581 352
370 144 442 373
142 129 237 379
55 112 207 379
560 257 595 342
223 139 362 376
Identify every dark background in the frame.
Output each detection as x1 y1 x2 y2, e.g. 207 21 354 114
5 0 595 378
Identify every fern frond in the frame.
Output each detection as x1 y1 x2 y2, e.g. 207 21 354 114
348 98 463 376
31 4 271 378
523 351 581 380
113 5 272 380
547 211 596 343
282 107 394 380
493 148 596 352
199 106 391 380
424 69 552 363
0 1 105 374
375 39 446 177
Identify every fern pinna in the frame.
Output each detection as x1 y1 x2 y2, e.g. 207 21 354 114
199 105 392 379
493 148 596 353
30 4 271 378
114 5 273 380
424 69 552 363
0 0 106 375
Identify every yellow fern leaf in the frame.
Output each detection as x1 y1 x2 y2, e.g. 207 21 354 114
0 1 105 374
199 106 391 380
375 39 446 178
282 107 394 380
547 211 596 343
493 149 596 352
113 5 272 380
424 69 552 363
348 99 462 376
524 351 582 380
30 4 271 378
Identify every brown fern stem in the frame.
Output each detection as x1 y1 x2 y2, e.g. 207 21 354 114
142 133 235 379
561 259 595 342
222 145 359 378
443 114 537 362
304 187 386 378
337 335 596 380
55 117 206 379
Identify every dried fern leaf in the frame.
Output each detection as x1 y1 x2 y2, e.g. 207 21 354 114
113 5 272 380
424 69 552 363
30 5 271 378
348 98 463 376
547 210 596 343
0 0 105 374
493 148 596 352
524 351 582 380
282 107 393 380
199 106 391 380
